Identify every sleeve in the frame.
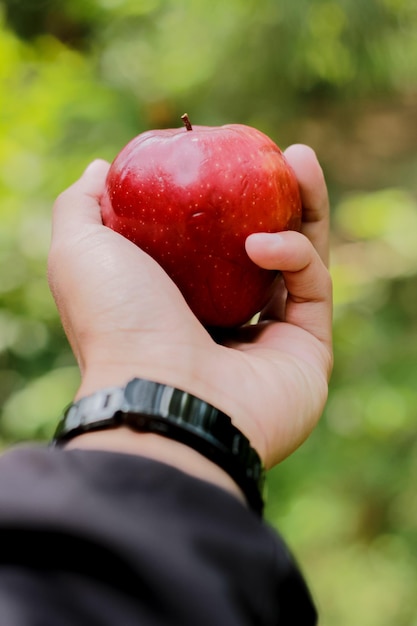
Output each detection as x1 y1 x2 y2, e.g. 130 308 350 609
0 446 317 626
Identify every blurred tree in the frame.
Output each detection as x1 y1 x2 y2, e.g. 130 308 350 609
2 0 103 48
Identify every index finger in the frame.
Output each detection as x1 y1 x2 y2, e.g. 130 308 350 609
51 159 110 240
284 144 330 267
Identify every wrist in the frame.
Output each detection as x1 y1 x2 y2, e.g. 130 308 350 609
76 341 267 463
54 377 265 514
76 339 211 402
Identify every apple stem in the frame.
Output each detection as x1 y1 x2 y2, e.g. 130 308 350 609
181 113 193 131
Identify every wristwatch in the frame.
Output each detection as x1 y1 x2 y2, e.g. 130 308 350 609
52 378 266 515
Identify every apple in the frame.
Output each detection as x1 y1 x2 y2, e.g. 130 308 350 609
100 114 302 328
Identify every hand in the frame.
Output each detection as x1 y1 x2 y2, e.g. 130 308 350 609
48 146 332 472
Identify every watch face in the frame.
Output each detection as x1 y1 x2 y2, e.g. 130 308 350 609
53 378 265 514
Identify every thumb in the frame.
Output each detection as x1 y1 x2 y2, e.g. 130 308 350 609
246 230 332 352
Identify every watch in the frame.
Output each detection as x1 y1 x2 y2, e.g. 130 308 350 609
52 378 265 515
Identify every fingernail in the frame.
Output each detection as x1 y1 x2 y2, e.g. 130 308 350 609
248 232 284 247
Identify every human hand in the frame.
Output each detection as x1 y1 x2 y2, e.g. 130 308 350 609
48 146 332 471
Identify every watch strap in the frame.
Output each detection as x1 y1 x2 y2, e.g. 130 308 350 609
52 378 265 515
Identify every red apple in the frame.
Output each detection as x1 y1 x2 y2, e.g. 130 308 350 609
100 115 302 328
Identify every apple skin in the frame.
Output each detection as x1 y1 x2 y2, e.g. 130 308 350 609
100 120 302 328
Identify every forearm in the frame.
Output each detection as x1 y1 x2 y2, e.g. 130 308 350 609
0 446 318 625
64 427 246 506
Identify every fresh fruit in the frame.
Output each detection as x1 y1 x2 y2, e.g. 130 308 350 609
101 114 302 327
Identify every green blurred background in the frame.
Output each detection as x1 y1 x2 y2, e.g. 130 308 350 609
0 0 416 623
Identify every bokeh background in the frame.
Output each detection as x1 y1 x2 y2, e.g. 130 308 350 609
0 0 416 623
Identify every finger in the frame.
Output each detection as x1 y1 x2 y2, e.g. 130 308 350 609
246 231 330 301
52 159 110 240
284 144 330 267
246 231 332 348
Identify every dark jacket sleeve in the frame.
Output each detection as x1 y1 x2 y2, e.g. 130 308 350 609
0 446 317 626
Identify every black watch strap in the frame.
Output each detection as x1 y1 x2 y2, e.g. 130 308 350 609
52 378 265 515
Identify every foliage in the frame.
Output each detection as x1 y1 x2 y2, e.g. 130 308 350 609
0 1 417 624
